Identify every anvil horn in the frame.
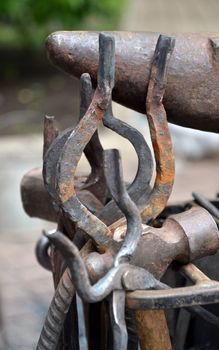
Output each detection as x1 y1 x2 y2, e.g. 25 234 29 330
46 31 219 132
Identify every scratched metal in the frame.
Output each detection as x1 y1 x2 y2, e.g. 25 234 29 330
126 264 219 310
46 31 219 133
79 73 106 204
55 33 115 248
25 30 219 350
109 34 175 237
98 103 153 226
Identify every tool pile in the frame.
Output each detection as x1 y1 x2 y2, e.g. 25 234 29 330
21 32 219 350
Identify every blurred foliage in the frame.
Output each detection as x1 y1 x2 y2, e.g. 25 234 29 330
0 0 126 48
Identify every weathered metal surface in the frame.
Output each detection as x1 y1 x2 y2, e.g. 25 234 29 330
36 205 219 349
170 207 219 261
20 27 219 350
104 149 142 266
35 234 52 271
46 229 170 301
98 103 153 225
21 168 57 222
85 207 219 280
43 115 58 159
46 147 151 303
140 34 175 223
109 290 127 350
109 34 175 237
55 33 115 248
126 274 219 310
46 31 219 132
79 73 106 203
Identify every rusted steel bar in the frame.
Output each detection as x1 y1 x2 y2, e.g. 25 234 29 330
46 31 219 132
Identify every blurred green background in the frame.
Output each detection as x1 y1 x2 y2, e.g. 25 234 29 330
0 0 126 135
0 0 125 48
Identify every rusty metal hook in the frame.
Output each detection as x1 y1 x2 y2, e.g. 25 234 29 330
110 34 175 237
140 34 175 222
55 33 115 248
98 103 153 226
78 71 154 226
79 72 107 203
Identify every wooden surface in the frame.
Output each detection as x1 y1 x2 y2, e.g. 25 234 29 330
135 310 172 350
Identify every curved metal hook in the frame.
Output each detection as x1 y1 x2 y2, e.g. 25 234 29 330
140 34 175 222
98 103 153 225
55 33 115 248
110 34 175 235
79 72 154 226
46 230 127 302
79 73 107 203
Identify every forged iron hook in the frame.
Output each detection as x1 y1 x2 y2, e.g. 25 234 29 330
98 102 153 226
79 73 107 203
55 33 115 248
79 72 154 226
110 34 175 236
140 34 175 222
